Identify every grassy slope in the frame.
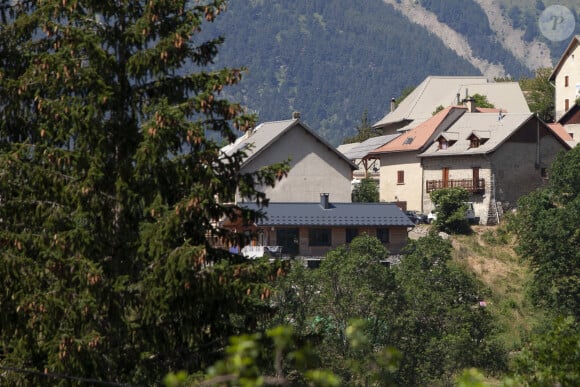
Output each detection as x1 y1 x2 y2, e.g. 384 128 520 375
445 225 546 352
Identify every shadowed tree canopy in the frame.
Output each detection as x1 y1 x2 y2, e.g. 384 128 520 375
510 146 580 318
0 1 288 384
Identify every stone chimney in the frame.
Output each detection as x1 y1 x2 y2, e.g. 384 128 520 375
320 193 330 209
390 97 396 112
292 111 301 120
465 97 476 113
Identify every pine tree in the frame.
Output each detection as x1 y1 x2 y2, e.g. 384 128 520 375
0 1 287 384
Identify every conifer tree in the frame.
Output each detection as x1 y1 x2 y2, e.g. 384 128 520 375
0 1 287 384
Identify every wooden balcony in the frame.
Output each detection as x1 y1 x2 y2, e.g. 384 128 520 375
426 178 485 194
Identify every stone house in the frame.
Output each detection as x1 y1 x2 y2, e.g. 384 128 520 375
419 112 572 224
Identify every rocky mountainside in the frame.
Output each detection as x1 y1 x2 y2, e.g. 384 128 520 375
205 0 578 145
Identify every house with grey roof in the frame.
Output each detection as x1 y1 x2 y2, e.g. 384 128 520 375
221 113 357 203
336 133 400 181
419 112 572 224
228 193 413 259
373 76 530 134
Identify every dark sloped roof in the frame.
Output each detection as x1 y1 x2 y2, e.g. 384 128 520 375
241 202 414 227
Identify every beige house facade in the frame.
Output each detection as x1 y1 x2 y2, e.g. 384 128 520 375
550 35 580 122
221 115 356 203
368 106 468 212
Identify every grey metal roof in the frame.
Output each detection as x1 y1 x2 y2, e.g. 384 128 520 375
419 112 533 157
337 134 401 160
372 76 530 130
241 202 414 227
220 118 357 170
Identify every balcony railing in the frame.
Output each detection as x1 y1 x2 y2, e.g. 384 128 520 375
426 178 485 194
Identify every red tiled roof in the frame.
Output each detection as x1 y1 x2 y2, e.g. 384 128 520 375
475 107 503 113
369 106 466 154
547 123 574 143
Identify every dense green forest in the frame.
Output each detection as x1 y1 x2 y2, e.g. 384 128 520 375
205 0 480 145
201 0 579 145
420 0 531 77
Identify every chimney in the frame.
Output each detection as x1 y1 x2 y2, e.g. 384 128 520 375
456 93 461 105
292 111 301 120
320 193 330 209
390 97 396 112
465 97 476 113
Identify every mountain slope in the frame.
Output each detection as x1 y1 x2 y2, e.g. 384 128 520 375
204 0 576 145
209 0 480 145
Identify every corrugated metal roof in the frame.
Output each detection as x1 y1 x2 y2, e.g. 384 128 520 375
240 202 414 227
372 76 530 130
337 134 400 160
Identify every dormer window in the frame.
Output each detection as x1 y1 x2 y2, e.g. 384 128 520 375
467 131 490 149
436 132 458 150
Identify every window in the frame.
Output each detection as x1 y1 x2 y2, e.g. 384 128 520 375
472 167 480 183
442 167 450 187
403 136 414 145
397 170 405 185
309 228 331 246
470 136 480 148
565 75 569 87
376 228 390 243
345 228 358 243
565 99 570 111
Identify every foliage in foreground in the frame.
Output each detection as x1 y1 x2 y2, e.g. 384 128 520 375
0 1 288 385
270 234 505 385
510 146 580 318
430 187 472 234
512 316 580 386
351 177 379 202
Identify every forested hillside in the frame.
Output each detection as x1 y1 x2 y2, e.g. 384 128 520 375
203 0 579 145
206 0 480 145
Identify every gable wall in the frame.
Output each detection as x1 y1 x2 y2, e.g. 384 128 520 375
491 135 565 206
554 42 580 120
239 125 353 202
378 151 424 212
